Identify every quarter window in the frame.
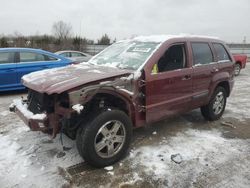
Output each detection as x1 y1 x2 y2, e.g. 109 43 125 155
0 52 15 64
156 44 186 73
191 43 213 65
213 43 230 62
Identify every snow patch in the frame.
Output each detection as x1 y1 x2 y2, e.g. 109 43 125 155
0 123 83 187
133 34 219 43
104 166 113 171
107 171 114 176
72 63 90 69
87 69 103 74
72 104 84 114
12 99 46 120
0 110 10 116
128 128 247 184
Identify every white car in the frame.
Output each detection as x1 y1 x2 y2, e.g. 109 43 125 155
55 50 92 62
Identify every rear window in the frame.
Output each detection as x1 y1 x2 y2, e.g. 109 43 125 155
0 52 15 64
191 43 213 65
213 43 231 62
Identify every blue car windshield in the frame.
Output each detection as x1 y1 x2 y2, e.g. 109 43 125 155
89 41 160 70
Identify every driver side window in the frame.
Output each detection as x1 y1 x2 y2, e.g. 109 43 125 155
152 44 186 74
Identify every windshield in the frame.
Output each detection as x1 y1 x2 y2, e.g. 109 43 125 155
89 41 160 70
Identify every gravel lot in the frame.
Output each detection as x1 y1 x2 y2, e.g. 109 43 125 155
0 66 249 188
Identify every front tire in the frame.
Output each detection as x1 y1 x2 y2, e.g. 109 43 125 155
201 87 227 121
76 109 132 167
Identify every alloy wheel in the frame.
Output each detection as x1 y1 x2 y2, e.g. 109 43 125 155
94 120 126 158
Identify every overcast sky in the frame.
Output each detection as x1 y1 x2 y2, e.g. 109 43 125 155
0 0 249 42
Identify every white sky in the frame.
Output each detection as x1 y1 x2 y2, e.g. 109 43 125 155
0 0 249 43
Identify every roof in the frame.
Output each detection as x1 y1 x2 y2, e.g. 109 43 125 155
0 47 70 61
56 50 84 53
0 47 46 53
55 50 91 56
131 34 222 43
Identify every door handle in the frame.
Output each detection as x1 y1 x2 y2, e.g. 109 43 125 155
182 75 191 80
211 67 219 73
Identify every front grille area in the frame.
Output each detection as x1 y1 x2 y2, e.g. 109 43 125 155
27 90 46 114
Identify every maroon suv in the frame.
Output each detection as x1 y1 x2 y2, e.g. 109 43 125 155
10 35 234 167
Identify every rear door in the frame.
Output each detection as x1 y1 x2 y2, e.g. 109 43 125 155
0 51 18 90
190 42 218 108
145 43 193 123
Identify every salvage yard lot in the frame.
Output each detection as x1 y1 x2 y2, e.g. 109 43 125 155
0 66 250 188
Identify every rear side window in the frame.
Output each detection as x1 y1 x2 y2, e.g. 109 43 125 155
71 52 86 57
46 55 58 61
61 52 70 57
20 52 44 62
213 43 230 62
191 43 213 65
0 52 15 64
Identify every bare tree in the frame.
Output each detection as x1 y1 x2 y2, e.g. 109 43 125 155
97 34 111 45
52 21 72 40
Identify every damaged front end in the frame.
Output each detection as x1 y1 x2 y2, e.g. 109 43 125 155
10 90 75 138
10 74 136 139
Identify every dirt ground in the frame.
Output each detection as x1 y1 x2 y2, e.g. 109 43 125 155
0 66 250 188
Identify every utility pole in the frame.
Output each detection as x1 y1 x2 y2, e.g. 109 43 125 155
80 20 82 51
242 36 246 54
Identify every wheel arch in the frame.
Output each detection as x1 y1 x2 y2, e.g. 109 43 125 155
215 81 230 97
87 90 136 126
235 61 242 68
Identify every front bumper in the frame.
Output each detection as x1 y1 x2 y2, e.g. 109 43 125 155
10 99 48 132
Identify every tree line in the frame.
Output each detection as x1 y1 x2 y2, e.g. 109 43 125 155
0 21 113 52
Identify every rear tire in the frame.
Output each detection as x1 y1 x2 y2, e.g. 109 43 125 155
76 109 132 167
201 86 227 121
234 63 241 76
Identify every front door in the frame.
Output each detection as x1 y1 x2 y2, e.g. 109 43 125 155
145 43 193 123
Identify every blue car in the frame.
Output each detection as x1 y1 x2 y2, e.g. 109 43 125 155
0 48 73 91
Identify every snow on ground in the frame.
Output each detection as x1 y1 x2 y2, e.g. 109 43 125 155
223 73 250 120
0 120 82 188
128 128 249 187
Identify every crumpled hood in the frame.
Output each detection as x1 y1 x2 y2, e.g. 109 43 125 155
22 63 133 94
